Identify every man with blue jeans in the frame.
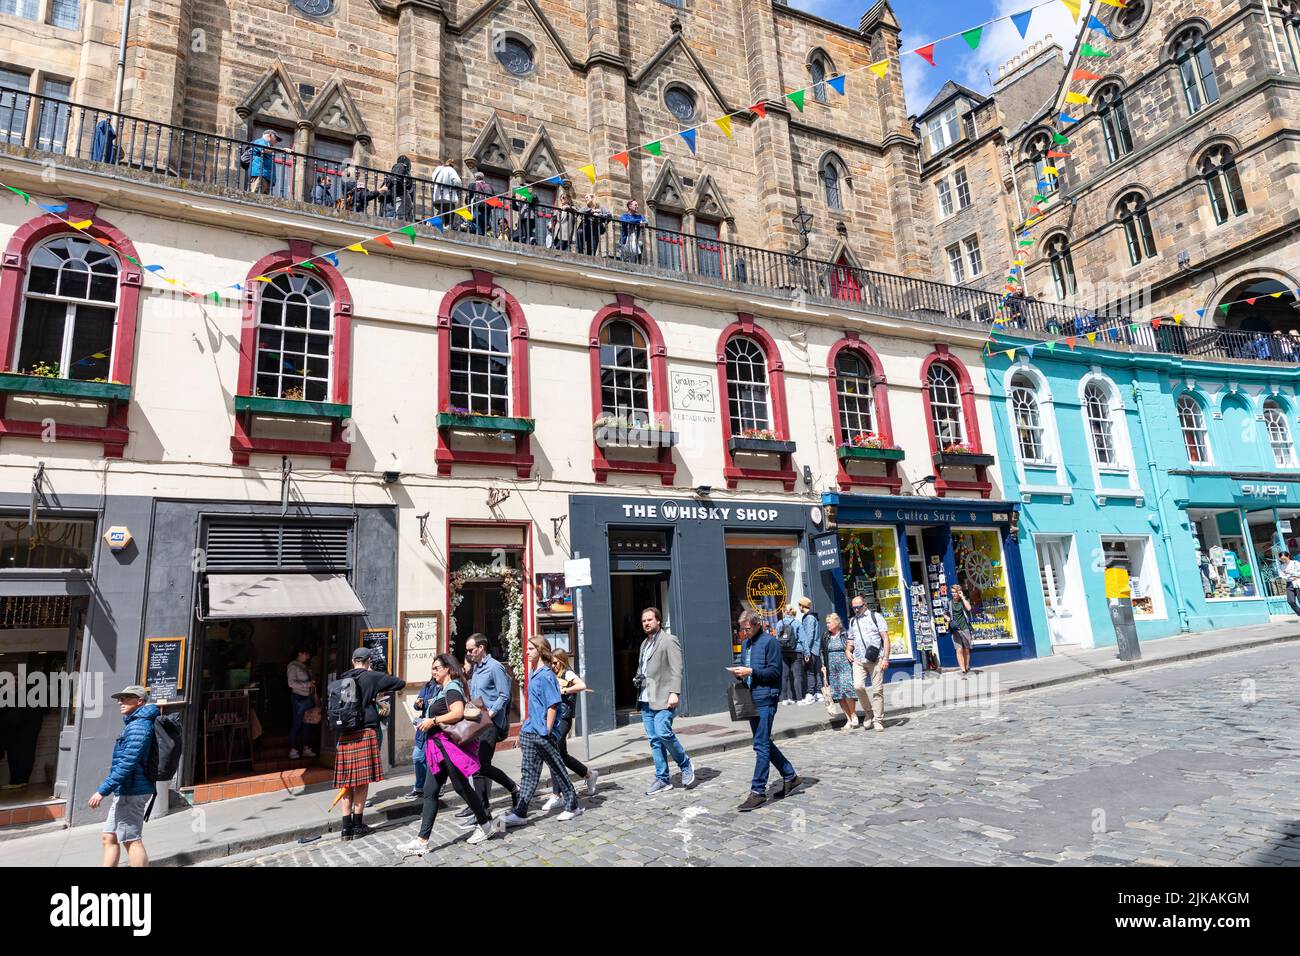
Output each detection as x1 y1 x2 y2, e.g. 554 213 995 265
729 610 799 812
461 633 519 820
796 597 823 703
407 661 440 799
637 606 695 795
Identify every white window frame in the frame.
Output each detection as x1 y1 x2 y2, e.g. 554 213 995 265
936 178 953 219
598 318 652 424
1263 398 1296 468
1177 392 1211 465
963 235 983 277
1078 370 1140 495
946 242 966 283
16 234 121 382
725 335 772 434
927 362 966 447
835 350 876 442
927 105 960 154
449 297 512 416
1009 372 1047 464
954 168 971 210
1004 364 1067 489
1099 534 1167 620
254 271 335 402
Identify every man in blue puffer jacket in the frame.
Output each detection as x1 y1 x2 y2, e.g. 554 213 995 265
728 609 800 813
88 686 158 867
247 129 281 195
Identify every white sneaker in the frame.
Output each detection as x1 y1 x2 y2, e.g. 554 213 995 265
780 699 792 706
814 694 824 703
802 694 814 703
493 815 508 837
542 794 562 812
796 698 811 706
397 837 430 856
585 769 600 797
303 747 317 758
288 748 300 759
680 764 696 788
502 811 528 828
557 807 584 822
467 824 493 845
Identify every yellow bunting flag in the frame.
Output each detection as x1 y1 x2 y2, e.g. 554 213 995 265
1098 0 1128 6
69 219 92 230
1086 332 1097 344
1270 291 1285 299
1173 314 1183 325
347 243 368 255
869 60 890 78
1065 92 1090 105
714 116 733 138
1060 0 1081 19
163 278 179 286
1005 349 1016 360
253 276 273 283
1013 260 1025 267
454 207 473 221
579 163 597 182
1042 166 1059 175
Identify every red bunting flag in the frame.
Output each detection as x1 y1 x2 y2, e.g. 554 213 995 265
1047 151 1070 158
1073 68 1103 82
915 44 937 66
373 234 394 249
612 152 630 167
486 197 505 208
1246 297 1258 305
1151 317 1162 329
750 102 767 119
1064 337 1076 350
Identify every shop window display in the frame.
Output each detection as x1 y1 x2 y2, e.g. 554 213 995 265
1192 511 1257 600
725 536 804 648
951 529 1016 644
839 527 911 658
1101 537 1161 616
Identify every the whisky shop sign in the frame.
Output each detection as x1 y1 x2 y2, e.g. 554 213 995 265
618 500 795 523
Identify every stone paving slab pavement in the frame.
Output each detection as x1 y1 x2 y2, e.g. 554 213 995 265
2 622 1295 866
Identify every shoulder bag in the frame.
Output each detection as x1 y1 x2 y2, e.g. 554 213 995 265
726 679 758 722
303 689 322 725
438 695 492 747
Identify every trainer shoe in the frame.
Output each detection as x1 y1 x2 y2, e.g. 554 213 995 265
303 747 317 758
814 694 824 703
502 811 528 828
873 719 885 732
405 788 423 799
467 824 493 845
585 769 600 797
288 749 300 759
542 794 563 812
457 814 480 830
645 778 672 796
455 805 476 818
397 837 430 855
680 764 696 788
557 807 584 822
738 792 765 812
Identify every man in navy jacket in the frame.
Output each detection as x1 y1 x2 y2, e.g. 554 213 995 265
728 609 800 812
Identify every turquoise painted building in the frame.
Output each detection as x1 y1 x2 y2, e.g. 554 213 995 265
985 340 1300 652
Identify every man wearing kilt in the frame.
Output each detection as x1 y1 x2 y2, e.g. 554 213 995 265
336 647 407 840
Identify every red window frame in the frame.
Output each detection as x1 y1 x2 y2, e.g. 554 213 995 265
435 270 533 478
919 345 991 498
232 238 355 470
828 333 899 492
0 200 143 457
717 313 796 490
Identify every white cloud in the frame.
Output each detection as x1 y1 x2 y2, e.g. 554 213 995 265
902 0 1085 114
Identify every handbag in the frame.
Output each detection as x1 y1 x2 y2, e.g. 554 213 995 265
726 680 758 722
303 690 322 725
821 684 838 718
438 696 492 747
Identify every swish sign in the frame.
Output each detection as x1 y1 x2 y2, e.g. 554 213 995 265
1239 483 1288 499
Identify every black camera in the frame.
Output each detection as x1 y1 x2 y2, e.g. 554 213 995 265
632 672 647 692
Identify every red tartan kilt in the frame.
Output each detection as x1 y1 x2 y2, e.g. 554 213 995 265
334 728 383 788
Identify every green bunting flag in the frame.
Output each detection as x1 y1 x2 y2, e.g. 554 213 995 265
962 27 983 50
1045 342 1056 352
1019 239 1034 246
3 184 31 204
1079 43 1111 57
514 187 533 201
1053 133 1070 145
208 291 220 304
399 225 418 243
644 140 663 156
1218 303 1231 315
786 89 806 112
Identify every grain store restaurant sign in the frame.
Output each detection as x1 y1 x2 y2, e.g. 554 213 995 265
567 495 829 732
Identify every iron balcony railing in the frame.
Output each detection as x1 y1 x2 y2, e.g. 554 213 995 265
3 86 1297 367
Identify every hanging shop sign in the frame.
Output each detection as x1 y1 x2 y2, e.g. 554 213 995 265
400 611 441 681
812 532 841 571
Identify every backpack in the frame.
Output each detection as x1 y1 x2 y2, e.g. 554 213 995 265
238 145 254 168
327 675 366 731
776 618 798 653
144 712 184 783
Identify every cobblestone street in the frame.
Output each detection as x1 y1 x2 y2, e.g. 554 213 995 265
219 644 1300 867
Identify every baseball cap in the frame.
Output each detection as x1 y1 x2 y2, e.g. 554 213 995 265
111 685 149 701
351 647 372 663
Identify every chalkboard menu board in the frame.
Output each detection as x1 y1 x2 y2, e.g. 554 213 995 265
359 627 393 674
141 636 186 702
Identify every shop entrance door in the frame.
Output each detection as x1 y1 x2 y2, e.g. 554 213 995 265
608 572 670 714
1034 535 1090 647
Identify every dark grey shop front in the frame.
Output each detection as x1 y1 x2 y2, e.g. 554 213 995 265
568 494 829 733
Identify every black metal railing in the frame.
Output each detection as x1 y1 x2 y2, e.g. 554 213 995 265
4 86 1298 367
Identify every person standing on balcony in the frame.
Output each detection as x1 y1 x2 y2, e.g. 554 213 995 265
247 130 281 195
469 171 494 235
577 194 611 255
432 157 463 225
311 175 334 207
548 193 578 251
619 199 647 262
382 155 415 220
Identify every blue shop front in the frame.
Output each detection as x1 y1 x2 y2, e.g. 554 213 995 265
822 493 1037 671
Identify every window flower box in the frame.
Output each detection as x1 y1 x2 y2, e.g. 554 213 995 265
0 372 131 404
594 420 679 448
729 435 796 455
437 411 536 434
838 444 905 462
933 450 994 468
235 395 351 420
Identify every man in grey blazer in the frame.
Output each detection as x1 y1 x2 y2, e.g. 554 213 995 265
637 607 696 795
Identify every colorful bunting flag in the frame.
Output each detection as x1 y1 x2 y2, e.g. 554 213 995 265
253 276 273 283
1128 323 1139 334
679 129 697 154
612 152 630 167
915 44 937 67
1108 328 1120 341
208 292 221 304
1059 113 1080 124
750 102 768 119
1087 332 1097 344
643 141 663 157
579 163 597 183
1011 10 1033 38
868 60 889 79
1195 309 1206 317
3 184 30 204
1079 43 1111 57
544 176 564 186
1151 317 1162 329
1218 304 1230 315
454 208 473 222
347 243 368 255
786 89 806 112
1270 291 1285 299
486 196 505 208
514 186 534 201
1097 0 1128 6
145 264 165 273
38 201 67 214
1060 0 1081 19
1065 337 1076 350
373 234 394 249
1087 15 1115 39
400 225 418 242
1005 348 1017 360
962 28 982 50
1047 151 1070 158
428 216 445 232
1024 344 1036 359
69 219 92 230
1065 92 1090 105
1019 239 1034 247
1246 297 1258 305
1045 342 1056 353
1042 166 1059 175
1173 314 1183 325
1053 132 1070 145
1073 68 1103 82
323 253 339 266
714 116 733 138
828 74 846 96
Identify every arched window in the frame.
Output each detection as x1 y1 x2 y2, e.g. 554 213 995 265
725 336 771 434
1173 28 1220 114
820 154 847 210
1113 0 1149 37
1083 381 1118 465
1118 192 1156 264
255 272 334 402
835 351 875 441
449 297 511 416
17 235 118 381
1097 84 1134 162
1199 146 1247 224
1024 131 1060 196
1264 399 1295 467
599 319 650 424
810 56 829 103
927 362 965 447
1177 394 1210 463
1009 372 1046 462
1047 234 1077 299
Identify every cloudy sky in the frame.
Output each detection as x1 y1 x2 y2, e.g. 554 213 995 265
790 0 1085 114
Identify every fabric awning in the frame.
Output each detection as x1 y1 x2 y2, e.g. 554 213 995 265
206 572 366 619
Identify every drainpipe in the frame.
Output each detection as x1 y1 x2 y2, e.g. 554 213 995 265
1133 383 1191 631
112 0 133 116
1261 0 1288 74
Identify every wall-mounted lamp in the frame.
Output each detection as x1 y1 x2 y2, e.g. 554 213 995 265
694 485 712 497
382 470 401 484
802 465 814 488
417 512 430 546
